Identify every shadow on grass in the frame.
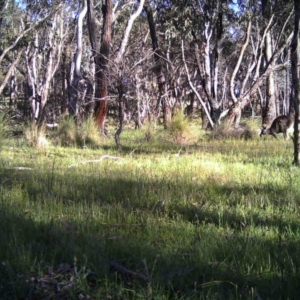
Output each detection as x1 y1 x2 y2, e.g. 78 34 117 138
0 166 300 299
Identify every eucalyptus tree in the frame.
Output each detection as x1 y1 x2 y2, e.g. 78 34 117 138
143 1 173 128
0 1 29 105
113 0 145 149
0 0 72 125
148 0 235 128
87 0 112 135
226 0 294 126
24 2 65 125
259 0 295 127
69 0 88 124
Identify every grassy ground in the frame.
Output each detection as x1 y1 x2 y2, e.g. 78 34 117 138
0 122 299 299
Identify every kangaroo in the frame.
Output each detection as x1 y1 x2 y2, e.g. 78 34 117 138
260 115 294 140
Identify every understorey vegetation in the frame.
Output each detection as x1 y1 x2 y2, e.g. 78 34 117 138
0 118 299 299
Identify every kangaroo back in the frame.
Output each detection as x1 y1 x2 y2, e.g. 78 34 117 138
260 115 294 140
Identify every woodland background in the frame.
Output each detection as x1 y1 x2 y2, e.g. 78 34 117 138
0 0 300 150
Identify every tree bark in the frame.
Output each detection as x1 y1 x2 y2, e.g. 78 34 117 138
87 0 101 120
262 31 276 127
94 0 112 134
69 0 88 122
144 2 171 128
291 0 300 165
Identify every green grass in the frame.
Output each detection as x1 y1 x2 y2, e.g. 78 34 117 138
0 123 300 299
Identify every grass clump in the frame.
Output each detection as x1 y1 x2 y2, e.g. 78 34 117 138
167 110 194 145
0 110 10 149
78 116 102 147
57 116 77 146
57 116 102 148
23 123 49 148
209 118 260 140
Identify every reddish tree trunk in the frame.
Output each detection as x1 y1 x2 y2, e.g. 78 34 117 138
91 0 112 134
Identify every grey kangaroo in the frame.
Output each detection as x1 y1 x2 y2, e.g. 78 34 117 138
260 115 294 140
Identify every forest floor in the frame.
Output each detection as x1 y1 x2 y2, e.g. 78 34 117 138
0 121 299 299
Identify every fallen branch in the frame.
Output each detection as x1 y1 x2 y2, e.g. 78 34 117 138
68 155 120 168
110 260 150 282
8 167 33 170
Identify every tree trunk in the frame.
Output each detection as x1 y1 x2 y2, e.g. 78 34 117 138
93 0 112 134
114 0 145 148
37 12 62 128
115 83 124 151
69 0 87 122
87 0 101 120
144 3 171 128
291 0 300 165
262 31 276 127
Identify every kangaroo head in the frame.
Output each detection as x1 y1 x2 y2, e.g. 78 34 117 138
260 127 268 137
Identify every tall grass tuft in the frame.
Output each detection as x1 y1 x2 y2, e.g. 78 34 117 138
23 123 49 148
77 115 102 148
0 110 10 149
57 116 77 146
167 110 193 145
57 116 102 148
209 118 259 140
